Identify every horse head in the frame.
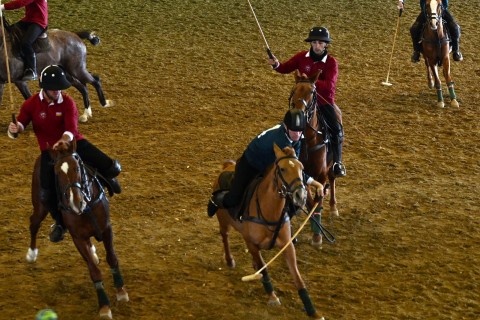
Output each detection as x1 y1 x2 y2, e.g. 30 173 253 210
273 144 307 208
426 0 443 31
51 139 89 215
289 69 320 112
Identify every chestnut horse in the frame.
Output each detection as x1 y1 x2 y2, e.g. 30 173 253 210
0 17 113 122
213 144 323 319
26 140 128 319
422 0 459 108
288 70 340 243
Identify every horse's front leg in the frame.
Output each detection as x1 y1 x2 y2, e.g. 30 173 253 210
442 58 459 107
281 232 322 319
102 224 129 303
71 236 112 319
425 60 434 89
245 242 280 305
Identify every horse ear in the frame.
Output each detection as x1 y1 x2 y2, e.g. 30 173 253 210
273 143 284 158
310 70 321 82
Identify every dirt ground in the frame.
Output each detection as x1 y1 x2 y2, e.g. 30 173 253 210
0 0 478 319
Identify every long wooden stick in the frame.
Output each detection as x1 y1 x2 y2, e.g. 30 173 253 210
241 200 321 282
0 7 18 137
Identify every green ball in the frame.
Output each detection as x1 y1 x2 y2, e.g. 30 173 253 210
35 309 58 320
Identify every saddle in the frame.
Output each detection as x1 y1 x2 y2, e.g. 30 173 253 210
7 22 51 57
217 170 263 221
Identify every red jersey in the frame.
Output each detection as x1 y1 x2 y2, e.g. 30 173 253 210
274 50 338 105
16 91 84 151
4 0 48 29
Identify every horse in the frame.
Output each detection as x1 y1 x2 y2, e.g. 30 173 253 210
212 144 323 319
289 69 339 245
0 17 114 123
25 139 128 319
421 0 459 108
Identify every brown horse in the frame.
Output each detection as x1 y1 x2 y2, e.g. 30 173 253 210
422 0 459 108
26 140 128 319
289 70 340 245
213 144 323 319
0 18 113 122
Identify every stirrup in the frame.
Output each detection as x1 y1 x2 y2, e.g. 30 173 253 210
22 69 38 81
453 51 463 62
207 190 228 217
49 224 65 243
333 162 347 177
411 51 421 63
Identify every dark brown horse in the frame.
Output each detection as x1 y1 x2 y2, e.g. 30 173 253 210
289 69 340 223
0 19 113 122
212 144 323 319
422 0 459 108
26 140 128 319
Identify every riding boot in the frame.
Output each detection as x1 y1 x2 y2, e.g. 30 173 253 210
410 19 423 63
207 190 228 217
103 159 122 194
445 17 463 61
22 52 38 81
40 188 65 242
331 141 346 177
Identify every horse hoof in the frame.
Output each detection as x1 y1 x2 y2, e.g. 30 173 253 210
79 108 92 123
451 99 459 108
437 101 445 108
103 100 115 108
267 296 281 306
26 247 38 263
98 306 112 319
116 288 129 302
311 234 322 248
330 206 339 216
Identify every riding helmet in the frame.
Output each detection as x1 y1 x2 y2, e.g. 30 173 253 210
304 27 332 43
39 65 72 90
283 109 306 132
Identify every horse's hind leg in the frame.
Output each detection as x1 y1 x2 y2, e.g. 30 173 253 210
26 206 48 263
15 81 32 100
102 224 129 302
91 74 114 107
69 77 92 123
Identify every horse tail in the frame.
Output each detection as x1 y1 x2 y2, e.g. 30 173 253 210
76 31 101 46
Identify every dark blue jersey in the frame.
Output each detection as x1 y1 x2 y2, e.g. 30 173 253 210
244 124 301 173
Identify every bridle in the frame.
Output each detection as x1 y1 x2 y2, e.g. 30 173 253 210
426 0 443 31
55 152 101 214
273 155 305 199
288 79 317 122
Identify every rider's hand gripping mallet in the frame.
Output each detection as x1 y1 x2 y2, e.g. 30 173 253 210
382 8 403 86
246 0 274 59
241 200 321 282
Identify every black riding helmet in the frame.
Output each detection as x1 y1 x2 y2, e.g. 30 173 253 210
304 27 332 43
39 65 72 90
283 109 306 132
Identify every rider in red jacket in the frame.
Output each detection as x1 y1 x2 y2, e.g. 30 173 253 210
1 0 48 80
268 27 346 178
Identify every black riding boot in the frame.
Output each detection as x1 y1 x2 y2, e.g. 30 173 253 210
103 160 122 194
22 52 38 81
445 13 463 61
40 188 65 242
410 19 423 63
332 142 346 177
207 190 228 217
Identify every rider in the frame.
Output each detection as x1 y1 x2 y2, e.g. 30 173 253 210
207 109 323 218
398 0 463 62
1 0 48 80
7 65 122 243
268 26 347 178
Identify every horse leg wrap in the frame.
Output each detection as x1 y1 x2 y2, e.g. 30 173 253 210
310 212 322 234
298 288 316 316
94 281 110 307
261 273 274 294
111 265 125 288
436 89 444 102
447 82 456 100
